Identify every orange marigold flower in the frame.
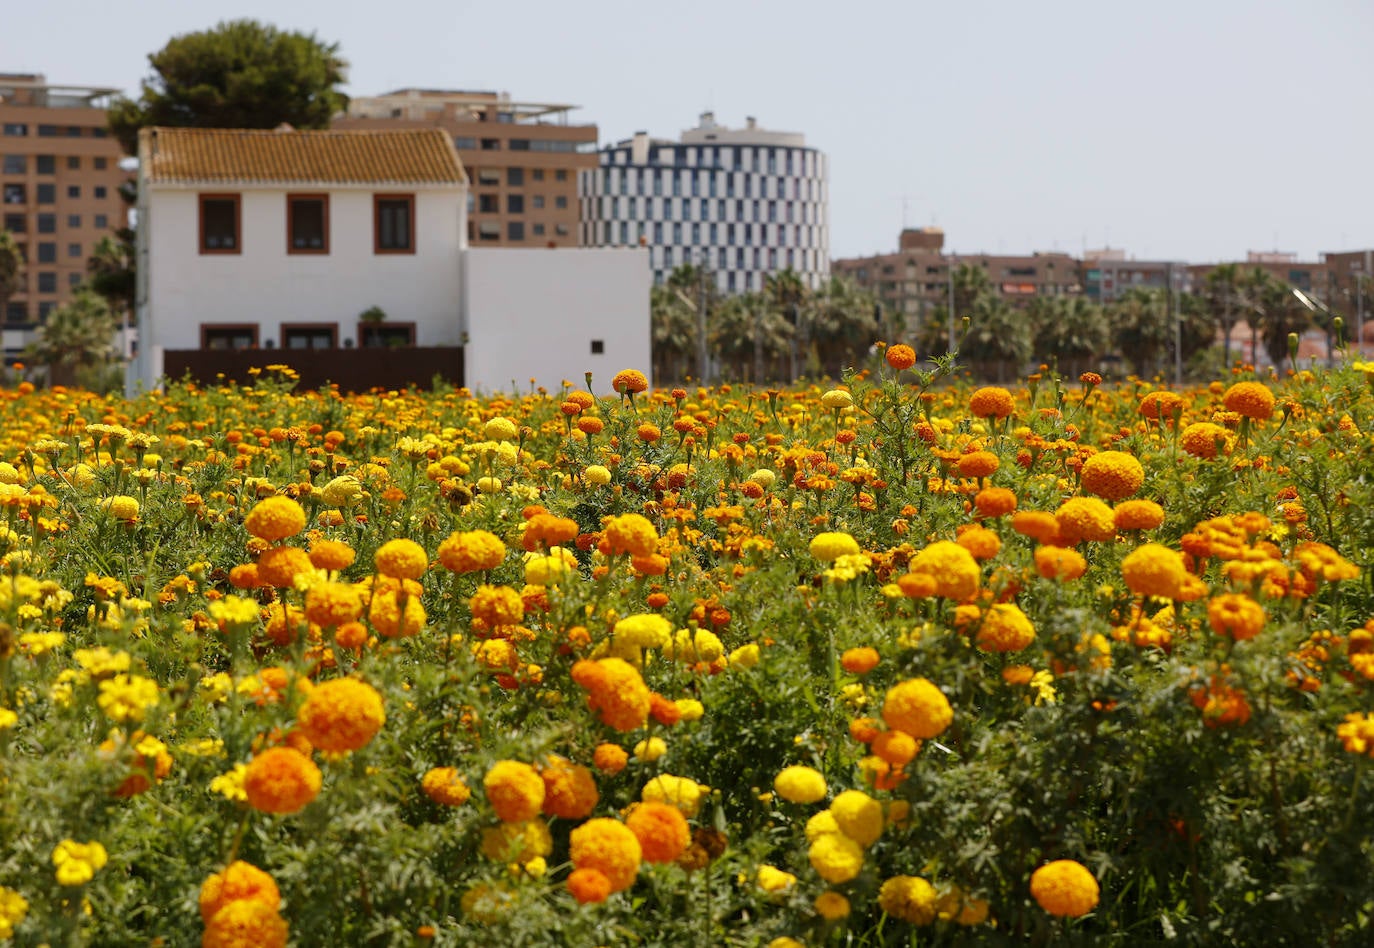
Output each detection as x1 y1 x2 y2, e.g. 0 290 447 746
470 584 524 627
882 678 952 739
841 647 880 675
296 678 385 753
244 496 306 543
908 541 981 601
872 729 919 767
438 529 506 573
613 369 650 394
1054 497 1116 544
1029 860 1099 918
421 767 471 806
567 867 612 904
228 564 261 589
626 802 691 863
974 603 1036 653
1121 543 1187 599
886 344 917 371
968 386 1016 419
374 538 428 580
202 899 289 948
308 539 356 572
199 860 281 923
955 524 1001 561
522 514 579 552
256 546 313 588
1034 545 1087 581
1222 381 1275 421
956 451 999 479
593 742 629 775
602 513 659 558
484 760 545 823
304 581 362 629
973 486 1017 518
570 818 642 892
243 747 322 815
1079 451 1144 501
1181 422 1230 459
1207 593 1265 641
1113 499 1165 532
540 756 599 819
366 577 426 638
1139 390 1183 421
574 658 652 732
1190 676 1251 728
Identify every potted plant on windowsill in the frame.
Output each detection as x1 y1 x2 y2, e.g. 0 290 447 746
360 305 387 325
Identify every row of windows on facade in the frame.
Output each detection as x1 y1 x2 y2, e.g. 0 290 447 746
2 123 109 139
6 270 82 295
589 195 823 227
453 137 593 155
2 154 113 175
197 194 416 254
590 167 823 201
605 144 821 176
592 219 825 251
200 322 416 351
650 265 820 294
468 167 570 187
6 301 57 323
4 240 88 264
644 244 819 274
471 220 570 242
3 182 111 204
470 192 569 214
4 211 111 232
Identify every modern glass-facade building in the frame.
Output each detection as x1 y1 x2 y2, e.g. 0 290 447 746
580 113 828 292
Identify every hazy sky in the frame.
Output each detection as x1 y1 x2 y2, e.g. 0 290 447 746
9 0 1373 263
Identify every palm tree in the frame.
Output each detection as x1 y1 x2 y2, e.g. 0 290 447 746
1029 296 1108 377
86 229 137 324
708 292 792 382
963 293 1031 382
1109 287 1173 378
920 264 996 359
26 289 120 389
0 230 22 310
808 277 880 377
1255 278 1315 368
650 264 715 382
1203 263 1242 368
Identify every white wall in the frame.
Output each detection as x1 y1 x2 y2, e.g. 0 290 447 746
461 247 651 395
137 185 464 387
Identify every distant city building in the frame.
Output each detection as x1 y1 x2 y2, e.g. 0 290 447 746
1321 249 1373 349
337 89 598 248
1186 253 1328 296
831 228 1079 330
1081 249 1177 303
0 73 129 356
580 112 830 292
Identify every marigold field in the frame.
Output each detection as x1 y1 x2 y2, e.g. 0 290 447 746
2 356 1374 946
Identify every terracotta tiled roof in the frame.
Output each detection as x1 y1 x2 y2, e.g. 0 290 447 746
140 127 466 186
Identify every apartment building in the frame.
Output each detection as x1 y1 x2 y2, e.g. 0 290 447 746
1082 249 1178 303
336 89 597 247
832 228 1079 329
580 113 830 292
1322 249 1373 348
0 73 128 345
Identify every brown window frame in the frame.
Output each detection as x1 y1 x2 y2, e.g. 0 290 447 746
286 193 329 254
200 323 258 350
373 194 416 254
357 321 417 348
199 194 242 255
281 322 339 351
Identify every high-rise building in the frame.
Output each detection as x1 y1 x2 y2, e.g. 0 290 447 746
580 113 829 293
0 73 128 348
336 89 597 248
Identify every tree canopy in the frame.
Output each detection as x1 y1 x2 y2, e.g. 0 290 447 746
108 19 349 153
0 230 22 309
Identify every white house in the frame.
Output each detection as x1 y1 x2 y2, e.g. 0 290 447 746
130 126 650 395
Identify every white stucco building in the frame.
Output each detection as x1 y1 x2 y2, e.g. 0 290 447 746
131 126 648 395
580 113 829 293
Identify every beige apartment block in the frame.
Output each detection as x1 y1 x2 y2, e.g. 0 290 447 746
1 74 129 342
337 89 597 248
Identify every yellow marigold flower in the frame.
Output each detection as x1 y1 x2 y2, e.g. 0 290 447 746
19 631 66 655
878 875 939 925
1207 593 1265 641
642 773 709 817
304 581 362 629
210 764 248 802
774 765 828 804
675 698 705 721
1034 545 1087 581
756 864 798 893
809 831 865 883
0 707 15 730
1180 422 1230 459
975 603 1036 652
908 540 980 601
422 767 471 806
96 673 159 723
821 388 854 409
52 839 108 887
470 584 524 627
0 885 28 939
570 818 642 893
308 539 356 572
243 496 305 542
366 579 427 638
613 369 649 394
296 678 385 753
602 513 659 557
243 747 322 815
100 495 140 522
199 860 280 923
434 529 505 575
1114 499 1165 532
829 790 884 847
374 538 428 580
481 819 552 862
202 898 289 948
538 755 598 819
320 475 364 508
809 531 861 562
633 736 667 762
1055 496 1116 544
729 643 761 668
815 890 851 920
484 760 545 823
523 546 575 585
1030 859 1100 917
256 546 313 589
968 386 1015 419
208 595 260 632
882 678 952 739
1222 381 1275 420
1079 450 1144 501
1337 713 1374 757
1120 543 1188 599
483 416 519 441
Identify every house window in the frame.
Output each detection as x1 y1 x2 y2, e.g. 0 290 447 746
68 243 82 258
590 339 605 354
478 194 498 213
555 196 567 209
477 169 500 186
68 272 82 287
507 195 524 213
508 168 524 186
555 169 567 181
2 155 24 174
37 272 57 293
94 186 106 199
37 243 56 263
36 155 55 174
201 324 257 350
1 124 25 137
532 223 545 236
94 157 107 170
532 169 544 181
199 194 241 253
374 194 415 253
67 186 80 199
532 195 544 209
36 184 55 204
36 213 55 233
5 302 27 322
555 224 569 236
67 215 80 228
94 215 107 229
478 221 500 241
508 221 525 241
67 156 80 170
282 323 337 350
37 125 57 137
359 322 416 348
287 194 328 253
3 213 24 232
